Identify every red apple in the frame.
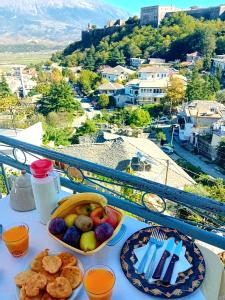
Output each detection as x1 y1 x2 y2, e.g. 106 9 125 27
90 206 118 229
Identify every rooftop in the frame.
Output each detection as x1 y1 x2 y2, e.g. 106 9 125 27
97 82 124 91
184 100 225 119
139 66 170 73
61 132 195 189
101 65 135 75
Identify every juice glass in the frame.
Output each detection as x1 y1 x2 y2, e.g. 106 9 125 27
2 223 29 257
83 265 115 300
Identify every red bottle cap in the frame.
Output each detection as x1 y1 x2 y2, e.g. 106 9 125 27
30 159 53 178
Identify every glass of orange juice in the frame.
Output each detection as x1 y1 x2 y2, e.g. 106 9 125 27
2 223 29 257
83 265 115 300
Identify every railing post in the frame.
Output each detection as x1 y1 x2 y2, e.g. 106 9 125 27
0 163 10 195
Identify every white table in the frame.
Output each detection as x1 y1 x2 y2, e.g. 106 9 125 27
0 195 208 300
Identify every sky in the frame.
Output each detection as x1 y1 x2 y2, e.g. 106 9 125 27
105 0 224 14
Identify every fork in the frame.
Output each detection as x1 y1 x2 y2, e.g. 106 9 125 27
138 228 164 274
144 229 165 280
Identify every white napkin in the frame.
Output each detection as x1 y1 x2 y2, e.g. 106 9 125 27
134 238 192 285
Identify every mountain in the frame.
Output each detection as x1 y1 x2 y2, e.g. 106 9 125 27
0 0 129 44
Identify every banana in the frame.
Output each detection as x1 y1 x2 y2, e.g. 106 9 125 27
51 192 107 219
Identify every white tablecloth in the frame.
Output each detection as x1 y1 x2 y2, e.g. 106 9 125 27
0 195 205 300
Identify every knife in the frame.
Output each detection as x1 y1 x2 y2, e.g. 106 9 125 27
152 238 175 280
162 241 183 285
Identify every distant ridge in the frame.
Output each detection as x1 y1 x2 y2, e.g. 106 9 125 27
0 0 129 44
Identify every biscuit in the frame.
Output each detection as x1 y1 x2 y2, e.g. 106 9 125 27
46 277 72 298
19 285 43 300
31 249 49 272
60 266 82 289
42 256 62 274
25 273 47 297
15 270 37 287
57 252 77 268
41 292 66 300
39 270 59 283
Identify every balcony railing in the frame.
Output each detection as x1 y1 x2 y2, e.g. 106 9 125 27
0 134 225 250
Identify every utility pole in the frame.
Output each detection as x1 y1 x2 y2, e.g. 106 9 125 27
165 160 169 185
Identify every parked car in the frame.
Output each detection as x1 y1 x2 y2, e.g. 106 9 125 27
159 116 170 124
161 145 174 155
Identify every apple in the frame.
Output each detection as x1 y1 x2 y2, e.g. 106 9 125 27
64 214 78 228
75 204 92 216
90 206 118 229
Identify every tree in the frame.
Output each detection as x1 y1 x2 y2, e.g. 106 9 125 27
83 45 96 71
51 68 63 82
98 94 109 108
0 95 19 112
216 90 225 103
108 48 125 67
156 130 167 145
164 77 185 112
78 70 99 95
126 108 151 127
0 76 12 98
38 80 83 115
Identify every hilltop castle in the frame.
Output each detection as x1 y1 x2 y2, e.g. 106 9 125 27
140 4 225 27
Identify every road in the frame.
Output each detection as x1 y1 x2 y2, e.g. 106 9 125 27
73 98 101 128
163 127 225 180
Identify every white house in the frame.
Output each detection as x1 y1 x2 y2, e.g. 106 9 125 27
148 58 166 65
138 66 171 80
97 82 124 95
138 80 168 104
100 65 135 82
177 101 225 142
130 58 145 68
115 78 168 106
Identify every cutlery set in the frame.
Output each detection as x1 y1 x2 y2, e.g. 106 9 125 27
137 229 183 285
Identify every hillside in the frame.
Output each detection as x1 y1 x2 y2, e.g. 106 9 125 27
59 13 225 69
0 0 129 44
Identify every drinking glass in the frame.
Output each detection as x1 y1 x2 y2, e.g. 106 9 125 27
83 265 115 300
2 223 29 257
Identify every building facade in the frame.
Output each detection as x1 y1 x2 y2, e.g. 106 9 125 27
100 66 135 82
140 5 225 27
140 5 179 27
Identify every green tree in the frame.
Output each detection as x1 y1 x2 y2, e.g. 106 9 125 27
43 127 73 147
78 70 99 95
126 108 151 127
164 77 186 112
216 90 225 103
108 48 125 66
0 76 12 97
38 80 83 115
83 45 96 71
98 94 109 108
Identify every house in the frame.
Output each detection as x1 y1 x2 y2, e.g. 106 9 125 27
100 65 135 82
211 56 225 83
148 58 166 65
96 82 124 95
130 58 145 68
138 66 172 80
60 132 195 190
115 73 186 107
186 52 202 63
177 100 225 142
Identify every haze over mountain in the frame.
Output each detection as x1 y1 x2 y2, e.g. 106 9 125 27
0 0 129 44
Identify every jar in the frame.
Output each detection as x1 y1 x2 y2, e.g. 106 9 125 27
10 170 36 211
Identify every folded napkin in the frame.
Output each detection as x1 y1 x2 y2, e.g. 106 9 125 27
134 238 192 285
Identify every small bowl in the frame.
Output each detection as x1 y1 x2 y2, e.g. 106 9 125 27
47 193 124 256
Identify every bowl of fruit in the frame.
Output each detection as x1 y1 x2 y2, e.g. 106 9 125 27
47 192 124 255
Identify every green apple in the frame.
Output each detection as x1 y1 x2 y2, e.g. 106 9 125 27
80 231 97 251
64 214 78 228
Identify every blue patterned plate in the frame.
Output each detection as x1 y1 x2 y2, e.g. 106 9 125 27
120 226 205 299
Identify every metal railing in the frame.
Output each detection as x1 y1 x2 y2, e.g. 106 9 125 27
0 134 225 250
